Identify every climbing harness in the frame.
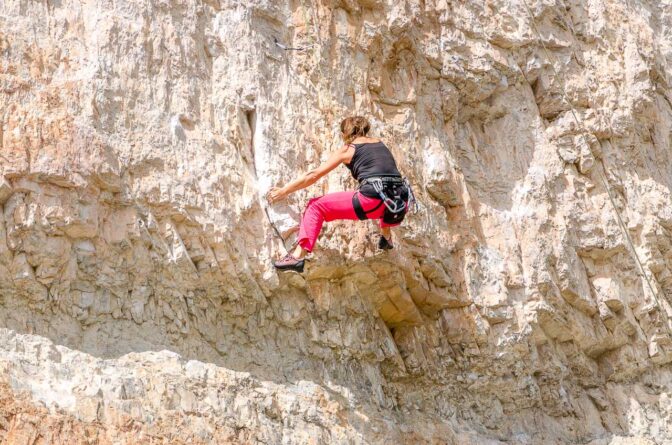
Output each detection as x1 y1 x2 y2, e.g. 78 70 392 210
352 176 418 224
518 0 667 313
352 192 384 221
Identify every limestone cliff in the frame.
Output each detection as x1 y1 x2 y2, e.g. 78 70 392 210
1 0 672 443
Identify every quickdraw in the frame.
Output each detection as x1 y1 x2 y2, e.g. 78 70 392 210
360 177 419 215
370 178 407 214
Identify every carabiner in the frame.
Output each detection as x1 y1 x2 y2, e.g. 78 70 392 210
383 198 406 213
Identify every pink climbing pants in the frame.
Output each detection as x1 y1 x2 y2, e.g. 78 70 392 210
297 190 401 252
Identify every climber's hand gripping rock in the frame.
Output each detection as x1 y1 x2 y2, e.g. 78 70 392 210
266 187 288 204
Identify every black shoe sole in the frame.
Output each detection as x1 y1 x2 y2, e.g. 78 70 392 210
274 261 305 273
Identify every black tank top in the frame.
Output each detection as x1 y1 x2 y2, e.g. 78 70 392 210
345 141 402 198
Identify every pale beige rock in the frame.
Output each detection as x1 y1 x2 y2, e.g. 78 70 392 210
0 0 672 444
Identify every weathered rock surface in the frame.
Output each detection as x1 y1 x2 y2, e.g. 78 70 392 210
1 0 672 443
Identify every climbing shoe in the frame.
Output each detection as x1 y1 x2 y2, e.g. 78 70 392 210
378 235 393 250
273 253 305 273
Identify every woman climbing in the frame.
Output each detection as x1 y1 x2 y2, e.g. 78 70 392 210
266 116 413 273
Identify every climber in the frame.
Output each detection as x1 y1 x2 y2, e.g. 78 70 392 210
266 116 414 273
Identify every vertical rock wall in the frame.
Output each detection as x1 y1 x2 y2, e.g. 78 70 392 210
1 0 672 443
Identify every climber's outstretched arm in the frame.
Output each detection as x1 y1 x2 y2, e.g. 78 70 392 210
266 145 353 204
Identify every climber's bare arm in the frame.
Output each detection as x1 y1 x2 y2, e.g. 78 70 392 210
266 144 354 204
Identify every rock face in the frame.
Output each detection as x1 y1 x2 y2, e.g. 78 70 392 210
1 0 672 443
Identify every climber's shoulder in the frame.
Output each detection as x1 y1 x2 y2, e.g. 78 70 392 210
339 143 355 160
321 144 354 166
